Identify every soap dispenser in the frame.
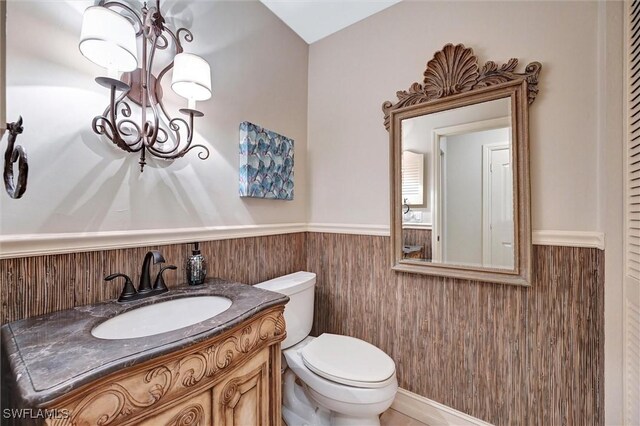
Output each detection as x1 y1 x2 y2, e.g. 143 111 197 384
186 242 207 285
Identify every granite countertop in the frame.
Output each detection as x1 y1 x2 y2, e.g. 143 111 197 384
1 278 288 407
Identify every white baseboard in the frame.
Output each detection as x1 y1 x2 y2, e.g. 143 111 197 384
391 388 494 426
0 222 605 259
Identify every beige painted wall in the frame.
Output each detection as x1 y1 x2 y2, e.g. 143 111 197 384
0 0 308 235
307 0 624 423
308 0 600 232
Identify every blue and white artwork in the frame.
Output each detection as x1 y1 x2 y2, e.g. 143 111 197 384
239 121 294 200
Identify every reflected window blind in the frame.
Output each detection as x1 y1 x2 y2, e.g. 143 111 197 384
628 0 640 280
402 151 424 205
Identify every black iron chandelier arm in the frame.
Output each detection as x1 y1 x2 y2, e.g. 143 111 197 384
190 144 211 160
143 36 163 148
172 115 192 144
93 115 139 153
175 28 194 49
154 127 170 144
115 98 132 119
110 85 139 151
112 99 144 149
154 27 186 120
101 88 128 124
101 0 144 36
117 119 144 150
163 28 182 54
172 113 210 160
172 143 210 160
147 142 210 160
86 1 210 172
93 85 144 152
114 102 146 149
92 115 116 143
147 113 209 161
154 59 176 121
146 116 190 157
155 77 172 121
155 33 169 50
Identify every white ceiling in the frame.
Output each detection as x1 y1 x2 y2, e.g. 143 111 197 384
260 0 402 44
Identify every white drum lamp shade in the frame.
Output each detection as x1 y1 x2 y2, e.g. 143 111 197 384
171 53 212 108
79 6 138 74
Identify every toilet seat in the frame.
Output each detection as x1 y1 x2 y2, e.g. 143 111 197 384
300 334 396 389
283 337 398 407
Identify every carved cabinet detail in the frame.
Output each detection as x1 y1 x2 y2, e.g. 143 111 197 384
138 391 211 426
214 348 270 426
45 307 285 426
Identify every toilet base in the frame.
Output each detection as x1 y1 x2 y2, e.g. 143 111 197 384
282 369 385 426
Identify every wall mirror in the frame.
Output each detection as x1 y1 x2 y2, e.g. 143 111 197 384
383 43 541 286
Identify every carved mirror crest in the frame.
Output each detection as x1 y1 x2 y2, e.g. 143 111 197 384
383 43 541 286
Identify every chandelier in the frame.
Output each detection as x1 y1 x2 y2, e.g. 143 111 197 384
79 0 211 172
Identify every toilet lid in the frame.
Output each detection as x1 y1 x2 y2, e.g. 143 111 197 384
300 334 396 389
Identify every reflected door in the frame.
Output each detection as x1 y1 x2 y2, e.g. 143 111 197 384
483 146 514 268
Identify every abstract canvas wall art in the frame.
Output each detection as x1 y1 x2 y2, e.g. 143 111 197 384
239 121 294 200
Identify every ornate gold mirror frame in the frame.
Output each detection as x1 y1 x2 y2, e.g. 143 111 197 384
383 43 541 286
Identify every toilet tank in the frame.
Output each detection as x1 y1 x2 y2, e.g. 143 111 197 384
255 271 315 349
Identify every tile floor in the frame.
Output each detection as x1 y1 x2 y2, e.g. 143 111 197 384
380 409 428 426
283 409 427 426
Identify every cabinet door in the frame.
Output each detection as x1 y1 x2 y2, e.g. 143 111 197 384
136 390 212 426
213 348 270 426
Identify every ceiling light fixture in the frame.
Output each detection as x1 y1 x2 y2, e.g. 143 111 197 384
79 0 211 172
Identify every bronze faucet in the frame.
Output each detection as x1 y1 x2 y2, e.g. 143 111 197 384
138 250 165 294
105 250 176 302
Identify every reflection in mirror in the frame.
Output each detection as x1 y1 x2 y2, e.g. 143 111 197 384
401 98 513 270
384 43 539 285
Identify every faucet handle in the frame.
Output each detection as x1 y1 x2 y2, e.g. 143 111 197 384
105 273 137 302
154 265 177 292
149 250 166 264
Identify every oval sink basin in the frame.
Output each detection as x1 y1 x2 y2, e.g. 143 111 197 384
91 296 232 340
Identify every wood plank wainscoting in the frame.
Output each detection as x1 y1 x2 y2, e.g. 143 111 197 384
307 233 604 426
0 231 604 425
0 233 306 324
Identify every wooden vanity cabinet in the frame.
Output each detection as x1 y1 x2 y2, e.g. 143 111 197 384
45 307 285 426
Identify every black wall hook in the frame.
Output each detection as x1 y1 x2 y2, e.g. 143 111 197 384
3 116 28 199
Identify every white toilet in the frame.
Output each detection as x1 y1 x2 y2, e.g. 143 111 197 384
255 271 398 426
